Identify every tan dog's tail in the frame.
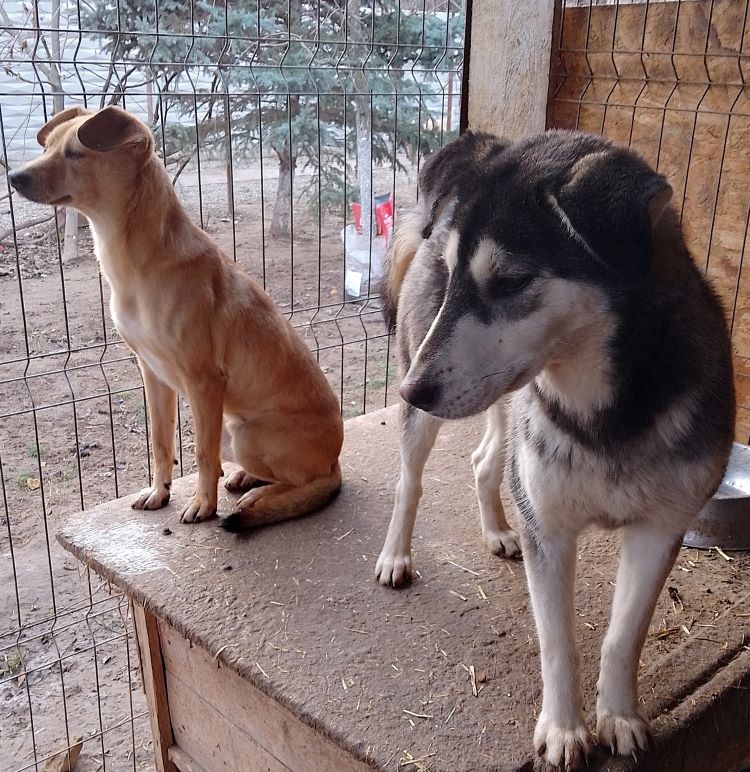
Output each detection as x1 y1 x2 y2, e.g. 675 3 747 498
221 462 342 532
382 211 424 332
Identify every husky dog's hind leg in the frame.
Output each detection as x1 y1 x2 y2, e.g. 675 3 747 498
472 400 521 558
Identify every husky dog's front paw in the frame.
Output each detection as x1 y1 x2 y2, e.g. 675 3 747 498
483 527 522 558
596 710 650 758
131 485 170 510
180 495 217 524
375 548 413 588
534 716 592 770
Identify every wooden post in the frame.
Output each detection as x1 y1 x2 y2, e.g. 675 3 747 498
464 0 556 139
133 603 178 772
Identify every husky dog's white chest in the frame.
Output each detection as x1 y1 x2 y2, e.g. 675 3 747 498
509 385 716 535
516 424 644 531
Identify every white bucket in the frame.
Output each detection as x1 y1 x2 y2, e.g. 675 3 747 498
341 224 386 299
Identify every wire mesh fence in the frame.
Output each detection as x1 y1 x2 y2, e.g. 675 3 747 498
4 0 747 768
547 0 750 442
0 1 466 769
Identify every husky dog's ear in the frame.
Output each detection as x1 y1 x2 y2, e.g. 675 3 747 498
549 148 672 286
37 106 91 147
77 106 153 154
418 132 510 238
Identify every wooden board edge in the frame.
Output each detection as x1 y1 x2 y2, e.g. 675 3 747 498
133 602 178 772
168 745 210 772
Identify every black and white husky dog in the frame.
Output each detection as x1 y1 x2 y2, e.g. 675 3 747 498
375 130 735 769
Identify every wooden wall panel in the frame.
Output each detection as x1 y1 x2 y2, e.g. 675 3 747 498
548 0 750 440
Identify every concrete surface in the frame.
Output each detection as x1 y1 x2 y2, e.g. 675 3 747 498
58 407 750 771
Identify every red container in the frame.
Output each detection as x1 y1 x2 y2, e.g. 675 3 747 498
375 194 393 241
350 194 392 240
351 201 363 234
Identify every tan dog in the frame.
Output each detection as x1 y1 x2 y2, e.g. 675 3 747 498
10 106 343 530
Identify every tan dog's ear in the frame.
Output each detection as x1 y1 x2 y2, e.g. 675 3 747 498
77 106 152 153
37 106 91 147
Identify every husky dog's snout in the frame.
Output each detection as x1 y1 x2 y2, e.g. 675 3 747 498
399 378 441 412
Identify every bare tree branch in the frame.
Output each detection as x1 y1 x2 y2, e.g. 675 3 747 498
0 213 56 244
171 152 195 185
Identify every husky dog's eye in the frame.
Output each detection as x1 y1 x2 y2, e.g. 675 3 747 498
64 147 84 160
489 274 533 297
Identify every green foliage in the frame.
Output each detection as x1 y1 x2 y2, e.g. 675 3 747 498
26 443 48 460
1 648 24 677
82 0 464 218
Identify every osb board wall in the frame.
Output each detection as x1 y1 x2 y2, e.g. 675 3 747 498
547 0 750 441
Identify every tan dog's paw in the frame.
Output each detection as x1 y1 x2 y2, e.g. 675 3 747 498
534 716 592 770
375 548 413 588
596 711 650 758
483 527 522 558
224 469 258 493
180 496 217 524
218 487 269 529
131 485 170 510
235 486 268 511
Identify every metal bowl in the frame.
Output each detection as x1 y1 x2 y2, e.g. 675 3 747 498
683 442 750 551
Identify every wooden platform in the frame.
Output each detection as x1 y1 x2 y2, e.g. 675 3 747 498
57 407 750 772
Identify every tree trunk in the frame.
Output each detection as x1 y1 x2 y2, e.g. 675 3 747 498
270 94 299 239
49 0 80 261
270 138 296 239
62 209 79 262
147 78 154 123
447 72 453 133
224 93 234 218
355 100 373 238
348 2 374 239
48 0 65 114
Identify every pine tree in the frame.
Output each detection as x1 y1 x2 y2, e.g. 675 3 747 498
82 0 464 237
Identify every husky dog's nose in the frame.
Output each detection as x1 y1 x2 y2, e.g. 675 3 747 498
8 170 30 191
400 379 441 412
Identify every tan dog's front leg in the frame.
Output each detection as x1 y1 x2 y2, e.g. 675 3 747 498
180 378 224 524
132 361 176 511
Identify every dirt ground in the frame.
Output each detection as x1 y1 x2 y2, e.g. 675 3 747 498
0 159 410 771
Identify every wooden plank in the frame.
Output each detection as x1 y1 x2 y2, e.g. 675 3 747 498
158 619 373 772
547 0 750 442
166 672 290 772
57 406 750 771
168 746 209 772
133 603 178 772
466 0 555 139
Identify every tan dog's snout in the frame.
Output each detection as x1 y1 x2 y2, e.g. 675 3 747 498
7 165 57 205
8 169 31 193
7 153 72 206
